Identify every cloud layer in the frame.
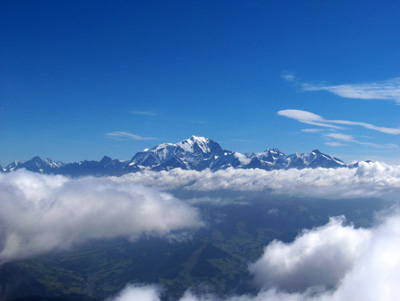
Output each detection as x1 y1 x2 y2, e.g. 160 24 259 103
117 161 400 201
0 171 202 263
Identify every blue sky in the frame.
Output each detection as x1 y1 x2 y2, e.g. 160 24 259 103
1 0 400 165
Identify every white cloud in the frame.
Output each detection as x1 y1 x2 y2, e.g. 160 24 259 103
327 212 400 301
118 162 400 201
106 131 156 140
249 216 370 292
324 142 346 147
247 211 400 301
0 171 203 263
277 110 342 129
281 71 296 82
330 119 400 135
302 77 400 104
325 133 355 142
107 284 161 301
278 109 400 135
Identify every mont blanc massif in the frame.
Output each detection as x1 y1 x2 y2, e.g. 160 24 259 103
2 136 354 176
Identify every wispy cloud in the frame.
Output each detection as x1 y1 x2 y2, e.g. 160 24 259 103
281 71 295 82
325 133 398 149
301 77 400 104
325 133 355 142
325 141 347 147
278 109 400 135
106 131 156 140
328 119 400 135
301 129 324 133
282 74 400 104
131 110 158 116
278 110 343 129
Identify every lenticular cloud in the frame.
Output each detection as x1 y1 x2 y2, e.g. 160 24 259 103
118 161 400 200
0 170 203 263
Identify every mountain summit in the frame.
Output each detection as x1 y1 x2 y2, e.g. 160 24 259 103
2 136 353 176
129 136 224 171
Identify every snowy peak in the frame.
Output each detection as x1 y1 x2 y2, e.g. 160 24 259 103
211 151 252 170
130 136 223 170
5 160 22 172
286 150 345 169
177 136 215 154
4 156 64 173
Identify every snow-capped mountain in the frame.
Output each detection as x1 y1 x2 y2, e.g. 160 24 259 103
2 136 355 177
210 148 345 171
4 156 64 173
285 150 346 169
242 148 287 170
129 136 224 171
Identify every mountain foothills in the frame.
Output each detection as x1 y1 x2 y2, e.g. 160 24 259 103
1 136 355 176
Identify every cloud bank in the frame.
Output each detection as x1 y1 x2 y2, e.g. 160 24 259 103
0 170 203 263
110 211 400 301
117 161 400 200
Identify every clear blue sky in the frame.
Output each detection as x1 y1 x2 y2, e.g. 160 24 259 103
1 1 400 165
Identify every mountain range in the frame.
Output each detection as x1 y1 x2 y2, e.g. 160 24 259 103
1 136 357 177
